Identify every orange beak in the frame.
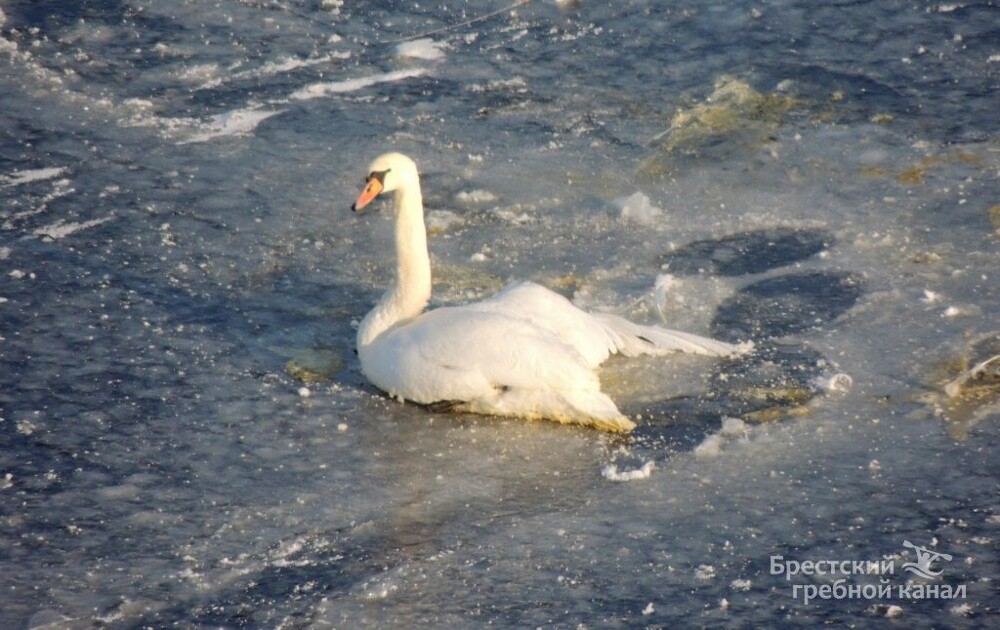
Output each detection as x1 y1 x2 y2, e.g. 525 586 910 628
352 178 383 212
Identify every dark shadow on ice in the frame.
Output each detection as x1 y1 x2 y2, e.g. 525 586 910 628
625 343 829 434
711 270 864 342
658 227 833 277
627 271 863 448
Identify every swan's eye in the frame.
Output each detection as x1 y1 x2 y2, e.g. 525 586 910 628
367 169 390 185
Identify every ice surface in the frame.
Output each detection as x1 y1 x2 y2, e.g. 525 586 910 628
0 1 998 628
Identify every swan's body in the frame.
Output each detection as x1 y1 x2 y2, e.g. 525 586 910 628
352 153 748 432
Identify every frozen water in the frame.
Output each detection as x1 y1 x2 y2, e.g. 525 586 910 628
1 1 998 627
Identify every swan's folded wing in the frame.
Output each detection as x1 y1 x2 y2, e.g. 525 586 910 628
391 306 602 400
469 282 620 366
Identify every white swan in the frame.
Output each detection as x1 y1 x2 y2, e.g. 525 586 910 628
351 152 749 432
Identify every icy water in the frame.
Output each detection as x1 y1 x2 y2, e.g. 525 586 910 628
2 1 999 627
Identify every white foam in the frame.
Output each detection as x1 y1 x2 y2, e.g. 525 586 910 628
290 68 428 101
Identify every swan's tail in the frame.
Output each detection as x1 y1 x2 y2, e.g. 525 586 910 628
594 312 752 358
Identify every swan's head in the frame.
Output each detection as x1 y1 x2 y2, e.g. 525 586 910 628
352 152 419 212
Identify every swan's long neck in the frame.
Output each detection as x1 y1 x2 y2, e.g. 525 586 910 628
357 182 431 349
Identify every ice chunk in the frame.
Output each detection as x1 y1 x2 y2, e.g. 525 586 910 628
694 434 725 459
652 273 684 319
615 192 663 225
694 564 716 580
180 108 285 144
291 68 428 100
425 210 465 234
950 603 973 617
1 166 68 188
455 189 498 205
812 373 853 394
33 217 113 240
396 38 448 61
601 460 655 481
